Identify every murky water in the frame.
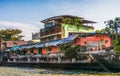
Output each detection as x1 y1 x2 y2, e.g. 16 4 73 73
0 66 120 76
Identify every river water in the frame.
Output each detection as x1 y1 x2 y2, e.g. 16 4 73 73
0 66 120 76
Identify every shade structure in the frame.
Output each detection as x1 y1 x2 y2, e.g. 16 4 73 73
10 34 79 51
24 44 36 49
56 38 72 45
55 34 79 45
45 40 60 47
18 43 37 51
45 34 79 47
35 43 45 48
10 46 20 51
18 45 27 51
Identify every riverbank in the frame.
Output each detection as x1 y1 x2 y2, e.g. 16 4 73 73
0 66 120 76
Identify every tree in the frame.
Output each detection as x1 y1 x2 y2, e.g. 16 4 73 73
105 17 120 39
60 44 71 52
96 27 115 39
64 47 77 59
0 29 24 41
64 45 82 59
95 27 111 34
114 35 120 54
105 18 120 54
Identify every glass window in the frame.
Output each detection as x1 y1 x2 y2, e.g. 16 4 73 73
45 22 54 28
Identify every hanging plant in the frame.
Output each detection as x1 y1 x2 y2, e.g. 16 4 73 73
62 17 83 27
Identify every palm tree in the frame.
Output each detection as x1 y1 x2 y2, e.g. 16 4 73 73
105 17 120 39
105 18 120 54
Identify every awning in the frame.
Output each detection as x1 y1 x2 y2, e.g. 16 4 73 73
10 46 20 51
14 34 79 51
67 34 79 40
45 40 60 47
19 44 37 50
25 44 36 49
18 45 27 51
55 34 79 45
45 34 79 47
35 43 45 48
57 38 72 45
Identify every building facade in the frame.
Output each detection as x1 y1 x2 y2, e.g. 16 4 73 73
2 40 27 51
40 15 96 42
31 32 40 43
32 32 40 40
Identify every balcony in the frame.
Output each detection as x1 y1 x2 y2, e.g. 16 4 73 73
40 24 62 37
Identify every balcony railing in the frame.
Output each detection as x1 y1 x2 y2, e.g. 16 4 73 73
40 24 62 36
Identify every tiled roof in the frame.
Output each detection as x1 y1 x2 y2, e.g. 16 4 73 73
2 40 27 48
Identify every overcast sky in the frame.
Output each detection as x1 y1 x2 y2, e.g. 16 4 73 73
0 0 120 40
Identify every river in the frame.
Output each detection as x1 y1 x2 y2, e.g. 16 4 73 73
0 66 120 76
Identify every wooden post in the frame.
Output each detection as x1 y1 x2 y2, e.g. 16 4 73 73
36 57 39 62
0 39 1 58
0 39 2 64
28 57 30 62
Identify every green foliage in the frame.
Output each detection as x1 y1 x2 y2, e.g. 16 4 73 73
114 35 120 54
0 29 24 41
60 44 71 52
64 47 77 59
60 44 87 59
62 17 83 27
114 46 120 54
95 30 101 33
95 27 111 34
95 27 116 40
64 45 82 59
105 17 120 39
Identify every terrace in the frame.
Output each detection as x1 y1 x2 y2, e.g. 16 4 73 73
40 24 62 37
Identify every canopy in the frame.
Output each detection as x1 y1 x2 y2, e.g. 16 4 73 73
45 40 60 47
45 34 79 47
18 45 27 51
10 46 20 51
18 44 38 51
24 44 36 49
55 34 79 45
10 34 79 51
35 43 45 48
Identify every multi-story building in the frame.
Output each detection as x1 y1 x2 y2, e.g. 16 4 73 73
32 32 40 40
40 15 96 42
31 32 40 43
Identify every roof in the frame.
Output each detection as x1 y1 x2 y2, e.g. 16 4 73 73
10 34 79 51
10 33 111 51
10 46 20 51
56 34 79 45
77 32 111 37
82 20 97 23
2 40 27 48
41 15 83 23
18 43 37 51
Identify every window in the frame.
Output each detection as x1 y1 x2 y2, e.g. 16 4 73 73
49 36 54 40
45 22 54 28
2 43 7 49
84 41 87 44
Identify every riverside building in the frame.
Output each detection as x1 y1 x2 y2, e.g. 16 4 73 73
40 15 96 42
